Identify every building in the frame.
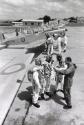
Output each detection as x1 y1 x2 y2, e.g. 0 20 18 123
12 22 23 27
22 19 43 27
12 19 43 34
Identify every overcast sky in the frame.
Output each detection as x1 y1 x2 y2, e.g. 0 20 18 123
0 0 84 20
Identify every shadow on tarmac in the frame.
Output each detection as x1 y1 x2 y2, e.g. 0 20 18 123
50 85 65 106
18 85 65 109
52 94 65 106
18 86 33 106
25 43 45 63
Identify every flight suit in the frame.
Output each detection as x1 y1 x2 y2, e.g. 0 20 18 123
43 62 52 92
46 37 54 55
55 61 67 91
38 69 46 95
58 63 76 106
58 35 68 52
32 69 41 104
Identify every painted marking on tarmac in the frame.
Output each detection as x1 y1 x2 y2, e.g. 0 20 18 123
0 53 34 125
0 57 15 70
0 63 25 75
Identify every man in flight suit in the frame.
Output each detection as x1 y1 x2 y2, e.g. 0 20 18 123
27 59 44 108
54 57 77 109
54 54 67 93
43 55 53 97
45 33 54 55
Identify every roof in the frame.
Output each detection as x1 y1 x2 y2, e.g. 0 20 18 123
22 19 43 23
12 22 23 24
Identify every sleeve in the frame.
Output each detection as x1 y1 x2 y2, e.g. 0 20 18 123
63 64 67 70
64 36 68 45
54 63 67 71
57 37 62 54
58 65 74 75
55 66 67 71
36 66 43 71
33 72 41 89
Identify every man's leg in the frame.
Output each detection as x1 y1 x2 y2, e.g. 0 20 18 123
45 76 50 92
63 87 72 109
51 44 53 54
45 76 52 97
48 44 51 55
32 86 40 108
54 73 60 94
40 79 46 99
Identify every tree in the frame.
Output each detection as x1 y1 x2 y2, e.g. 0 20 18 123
68 17 77 23
43 15 51 24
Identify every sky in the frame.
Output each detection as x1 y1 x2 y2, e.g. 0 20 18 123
0 0 84 20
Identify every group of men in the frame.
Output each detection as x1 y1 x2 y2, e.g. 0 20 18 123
28 29 77 109
45 29 68 55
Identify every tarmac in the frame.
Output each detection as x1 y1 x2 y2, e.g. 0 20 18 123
1 26 84 125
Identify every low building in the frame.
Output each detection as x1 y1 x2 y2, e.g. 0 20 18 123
22 19 43 27
12 22 23 26
12 19 43 34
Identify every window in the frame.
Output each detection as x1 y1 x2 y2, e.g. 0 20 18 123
25 22 27 25
31 22 34 25
38 22 40 26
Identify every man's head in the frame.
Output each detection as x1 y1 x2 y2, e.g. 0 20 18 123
57 54 62 62
53 33 58 39
60 31 65 37
65 57 72 65
27 70 33 82
65 28 68 32
35 58 42 66
46 55 52 63
45 33 50 39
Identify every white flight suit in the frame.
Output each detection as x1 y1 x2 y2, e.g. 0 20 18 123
52 35 62 54
46 37 54 55
57 35 68 52
32 68 41 104
55 62 67 91
32 66 45 104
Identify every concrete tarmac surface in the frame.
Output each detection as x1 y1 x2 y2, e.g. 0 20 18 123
2 26 84 125
0 48 34 125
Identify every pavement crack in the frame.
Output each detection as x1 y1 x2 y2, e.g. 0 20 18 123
22 102 30 125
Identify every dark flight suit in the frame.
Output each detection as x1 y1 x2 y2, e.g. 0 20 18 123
58 63 77 106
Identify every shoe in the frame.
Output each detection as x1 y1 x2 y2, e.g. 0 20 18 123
32 103 40 108
41 94 45 100
45 92 52 97
63 50 66 53
63 105 72 109
38 94 45 100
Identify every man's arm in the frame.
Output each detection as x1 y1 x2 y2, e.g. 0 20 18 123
55 64 67 71
64 36 68 45
57 37 62 54
54 65 74 75
33 72 41 89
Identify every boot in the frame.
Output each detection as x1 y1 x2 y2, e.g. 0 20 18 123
63 105 72 109
38 94 45 100
32 103 40 108
45 92 52 98
41 94 45 100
